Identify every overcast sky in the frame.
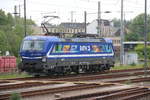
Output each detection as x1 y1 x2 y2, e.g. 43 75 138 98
0 0 149 25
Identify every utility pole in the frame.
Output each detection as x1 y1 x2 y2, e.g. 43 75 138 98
13 5 20 26
14 5 17 26
120 0 124 65
14 5 17 18
144 0 148 76
97 1 101 37
19 5 21 17
71 11 75 22
84 11 87 34
24 0 27 37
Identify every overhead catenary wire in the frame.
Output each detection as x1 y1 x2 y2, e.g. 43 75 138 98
6 0 150 25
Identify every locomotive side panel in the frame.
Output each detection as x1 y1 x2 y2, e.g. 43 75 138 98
46 42 114 71
47 57 114 67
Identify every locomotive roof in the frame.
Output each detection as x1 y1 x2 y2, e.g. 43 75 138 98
24 36 61 42
24 35 109 43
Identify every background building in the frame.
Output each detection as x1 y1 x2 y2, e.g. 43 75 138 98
46 22 85 34
87 19 118 37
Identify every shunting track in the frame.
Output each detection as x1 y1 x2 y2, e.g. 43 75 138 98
1 68 150 100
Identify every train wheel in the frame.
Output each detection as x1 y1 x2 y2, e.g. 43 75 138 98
105 64 111 70
34 74 40 77
75 66 79 74
100 64 105 72
95 65 100 72
18 62 24 72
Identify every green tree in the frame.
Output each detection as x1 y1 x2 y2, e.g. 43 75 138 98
126 14 150 41
0 9 8 25
125 32 140 41
0 9 35 57
7 13 14 26
148 32 150 41
0 30 11 54
112 18 120 28
135 45 150 60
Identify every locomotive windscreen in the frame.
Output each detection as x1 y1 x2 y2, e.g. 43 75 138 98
21 40 45 51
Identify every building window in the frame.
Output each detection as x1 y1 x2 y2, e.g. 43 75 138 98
54 29 56 33
68 29 69 33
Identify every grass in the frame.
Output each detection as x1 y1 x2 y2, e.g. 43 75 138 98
111 64 148 70
10 93 22 100
124 79 132 85
0 72 31 79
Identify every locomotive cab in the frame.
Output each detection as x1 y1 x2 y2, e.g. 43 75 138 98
21 40 46 57
19 36 53 74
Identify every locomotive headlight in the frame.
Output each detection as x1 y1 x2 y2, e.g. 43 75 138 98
42 56 47 62
20 58 22 62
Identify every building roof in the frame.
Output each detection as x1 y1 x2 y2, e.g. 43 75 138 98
124 41 150 44
59 22 85 28
96 19 111 26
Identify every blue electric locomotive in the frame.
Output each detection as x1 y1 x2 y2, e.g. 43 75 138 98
19 35 115 75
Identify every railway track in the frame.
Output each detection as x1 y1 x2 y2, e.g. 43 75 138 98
50 70 150 82
56 87 150 100
0 81 58 91
0 68 150 100
0 83 115 100
4 68 146 81
1 68 149 91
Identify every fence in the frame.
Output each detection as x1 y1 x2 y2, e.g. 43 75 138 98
0 56 16 73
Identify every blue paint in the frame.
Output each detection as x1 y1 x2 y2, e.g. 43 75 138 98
47 56 114 59
20 35 114 59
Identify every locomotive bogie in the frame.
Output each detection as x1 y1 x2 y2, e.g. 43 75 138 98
20 57 114 75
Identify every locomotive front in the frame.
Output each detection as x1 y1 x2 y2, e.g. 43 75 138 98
19 36 50 74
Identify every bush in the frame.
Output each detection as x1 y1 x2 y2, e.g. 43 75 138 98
10 93 21 100
135 45 150 60
130 62 136 66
